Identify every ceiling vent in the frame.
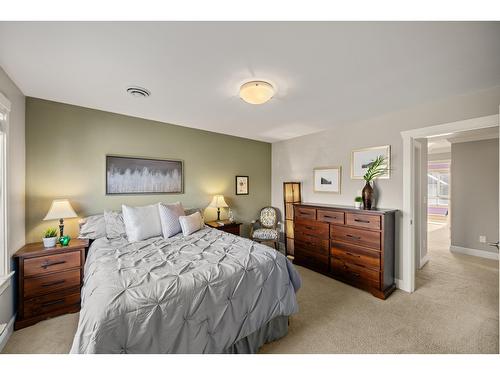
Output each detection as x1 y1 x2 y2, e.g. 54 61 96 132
126 86 151 98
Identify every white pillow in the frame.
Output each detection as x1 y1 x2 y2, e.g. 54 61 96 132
179 212 204 236
104 210 127 239
78 214 106 240
122 204 162 242
158 202 185 238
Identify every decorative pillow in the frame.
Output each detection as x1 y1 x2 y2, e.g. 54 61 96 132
179 212 204 236
104 210 127 239
122 204 162 242
78 214 106 240
158 202 185 238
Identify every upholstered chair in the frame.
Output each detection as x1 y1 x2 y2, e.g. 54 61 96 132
250 207 280 250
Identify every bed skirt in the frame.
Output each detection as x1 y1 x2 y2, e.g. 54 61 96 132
221 315 288 354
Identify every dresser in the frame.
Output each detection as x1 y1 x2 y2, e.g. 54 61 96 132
293 203 396 299
13 239 88 330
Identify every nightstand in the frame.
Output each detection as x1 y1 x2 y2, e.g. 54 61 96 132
13 239 88 330
206 220 242 236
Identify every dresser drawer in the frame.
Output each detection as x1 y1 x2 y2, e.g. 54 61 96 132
24 269 81 299
295 220 329 239
331 225 381 250
295 237 329 256
24 251 81 277
331 258 380 288
331 242 380 270
23 289 80 319
317 210 345 224
294 207 316 221
346 213 381 230
294 251 328 273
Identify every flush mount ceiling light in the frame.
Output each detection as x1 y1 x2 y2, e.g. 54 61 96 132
126 86 151 98
239 80 275 105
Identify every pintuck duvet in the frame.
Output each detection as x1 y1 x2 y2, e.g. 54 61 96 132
70 227 301 354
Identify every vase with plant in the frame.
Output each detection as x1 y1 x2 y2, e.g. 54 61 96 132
362 156 389 210
354 196 362 209
43 227 58 248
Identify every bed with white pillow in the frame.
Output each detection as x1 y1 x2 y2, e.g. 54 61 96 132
72 203 301 354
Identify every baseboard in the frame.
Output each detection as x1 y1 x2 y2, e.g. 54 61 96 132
450 245 499 260
0 314 15 353
419 254 430 269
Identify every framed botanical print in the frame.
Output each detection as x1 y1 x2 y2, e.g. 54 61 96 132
235 176 249 195
313 166 341 193
351 145 391 180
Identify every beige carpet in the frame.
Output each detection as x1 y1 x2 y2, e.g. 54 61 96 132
3 223 498 354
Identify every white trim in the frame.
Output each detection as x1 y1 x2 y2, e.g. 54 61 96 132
419 254 430 268
0 314 15 353
0 271 14 296
401 114 499 293
0 92 11 112
450 245 499 260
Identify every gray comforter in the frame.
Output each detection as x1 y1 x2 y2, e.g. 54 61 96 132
70 227 301 353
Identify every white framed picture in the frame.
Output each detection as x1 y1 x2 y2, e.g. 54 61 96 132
351 145 391 180
313 166 341 193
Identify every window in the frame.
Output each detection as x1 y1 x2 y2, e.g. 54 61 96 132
0 92 10 288
428 161 450 208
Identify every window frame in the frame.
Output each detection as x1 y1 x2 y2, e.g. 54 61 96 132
0 91 11 290
428 160 450 208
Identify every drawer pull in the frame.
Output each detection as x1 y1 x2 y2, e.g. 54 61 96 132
41 260 67 269
41 299 66 307
346 251 360 258
346 234 361 240
41 279 66 288
324 215 334 219
354 218 370 224
305 226 314 230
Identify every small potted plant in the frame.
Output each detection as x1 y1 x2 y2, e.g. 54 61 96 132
354 196 363 209
43 228 58 248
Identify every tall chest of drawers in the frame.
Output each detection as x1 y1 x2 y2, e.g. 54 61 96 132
13 239 88 330
293 203 396 299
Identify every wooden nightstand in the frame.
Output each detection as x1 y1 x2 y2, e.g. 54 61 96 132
206 220 242 236
13 239 88 330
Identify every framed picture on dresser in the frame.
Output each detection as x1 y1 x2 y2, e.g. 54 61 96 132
313 166 341 193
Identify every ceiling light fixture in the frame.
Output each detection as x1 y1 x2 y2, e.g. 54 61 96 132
239 80 275 105
126 86 151 98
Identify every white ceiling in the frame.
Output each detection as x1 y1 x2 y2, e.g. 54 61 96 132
428 126 499 154
1 22 500 143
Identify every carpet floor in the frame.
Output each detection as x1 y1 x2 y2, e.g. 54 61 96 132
3 222 498 354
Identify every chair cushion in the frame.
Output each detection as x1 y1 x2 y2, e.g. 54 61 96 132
260 207 277 228
252 228 278 240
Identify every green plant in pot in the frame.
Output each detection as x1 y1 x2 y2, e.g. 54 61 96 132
43 227 58 248
362 156 389 210
354 196 363 209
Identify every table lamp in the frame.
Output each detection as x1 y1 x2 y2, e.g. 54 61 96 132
43 199 77 237
208 195 229 221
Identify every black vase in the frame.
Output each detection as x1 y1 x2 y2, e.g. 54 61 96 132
362 181 373 210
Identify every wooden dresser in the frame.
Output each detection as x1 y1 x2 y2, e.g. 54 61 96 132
293 203 396 299
13 239 88 330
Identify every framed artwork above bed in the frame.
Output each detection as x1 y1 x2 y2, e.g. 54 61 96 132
106 155 183 195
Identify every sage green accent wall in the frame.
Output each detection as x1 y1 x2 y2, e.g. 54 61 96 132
26 98 271 242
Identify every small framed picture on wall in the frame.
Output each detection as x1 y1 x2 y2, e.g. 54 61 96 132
351 145 391 179
313 166 341 193
235 176 249 195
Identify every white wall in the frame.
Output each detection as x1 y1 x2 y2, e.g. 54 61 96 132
451 138 499 254
0 66 25 327
272 85 500 285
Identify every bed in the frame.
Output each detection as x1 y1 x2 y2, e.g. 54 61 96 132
70 226 301 353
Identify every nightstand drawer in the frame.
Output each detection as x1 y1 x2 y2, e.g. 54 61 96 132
24 251 81 277
24 269 81 299
23 289 81 319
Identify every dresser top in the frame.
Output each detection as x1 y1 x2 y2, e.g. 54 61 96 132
14 239 89 259
295 202 398 214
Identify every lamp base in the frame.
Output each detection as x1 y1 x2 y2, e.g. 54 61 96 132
217 208 221 221
59 218 64 237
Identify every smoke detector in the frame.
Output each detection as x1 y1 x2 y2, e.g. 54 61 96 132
126 86 151 98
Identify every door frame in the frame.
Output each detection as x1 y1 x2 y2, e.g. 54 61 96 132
400 114 499 293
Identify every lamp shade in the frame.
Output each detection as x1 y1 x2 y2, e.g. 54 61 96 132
208 195 229 209
43 199 77 220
